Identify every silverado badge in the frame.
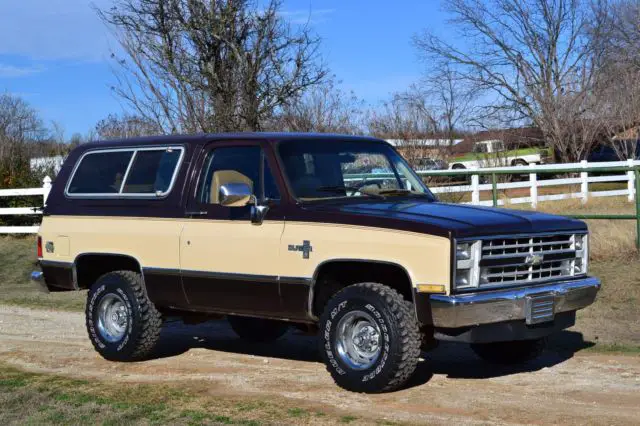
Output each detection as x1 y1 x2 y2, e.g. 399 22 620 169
288 240 313 259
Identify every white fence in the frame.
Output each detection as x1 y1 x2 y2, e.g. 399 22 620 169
0 176 51 234
421 159 640 208
0 160 638 234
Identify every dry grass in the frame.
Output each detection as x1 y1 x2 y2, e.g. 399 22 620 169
0 236 85 311
0 363 367 426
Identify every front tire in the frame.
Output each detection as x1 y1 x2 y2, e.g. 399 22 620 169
471 338 547 365
227 316 289 342
86 270 162 362
319 283 421 393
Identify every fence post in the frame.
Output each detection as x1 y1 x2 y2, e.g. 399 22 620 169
628 159 635 202
42 176 52 204
471 167 480 205
580 160 588 204
529 163 538 209
491 173 498 207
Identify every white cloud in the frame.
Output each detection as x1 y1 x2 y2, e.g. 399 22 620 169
0 64 45 78
0 0 115 61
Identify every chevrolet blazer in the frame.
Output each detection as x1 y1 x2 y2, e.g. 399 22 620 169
34 133 600 392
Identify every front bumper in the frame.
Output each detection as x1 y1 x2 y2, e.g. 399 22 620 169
426 276 600 329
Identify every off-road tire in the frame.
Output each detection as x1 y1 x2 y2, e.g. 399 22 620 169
86 270 162 362
227 316 289 342
319 282 421 393
471 338 547 365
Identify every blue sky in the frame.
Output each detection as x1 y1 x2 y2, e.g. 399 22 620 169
0 0 451 136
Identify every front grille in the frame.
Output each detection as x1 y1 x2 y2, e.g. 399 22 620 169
479 234 578 288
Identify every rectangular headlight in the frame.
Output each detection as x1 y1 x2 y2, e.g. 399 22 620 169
454 240 481 290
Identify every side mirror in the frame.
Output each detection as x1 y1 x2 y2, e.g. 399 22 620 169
219 182 253 207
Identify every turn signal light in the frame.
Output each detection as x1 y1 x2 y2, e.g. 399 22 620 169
416 284 446 294
37 236 43 258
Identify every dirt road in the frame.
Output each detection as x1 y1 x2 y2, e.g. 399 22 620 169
1 305 639 425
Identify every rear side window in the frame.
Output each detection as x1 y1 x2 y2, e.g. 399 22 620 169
122 149 181 194
67 151 133 194
66 147 184 197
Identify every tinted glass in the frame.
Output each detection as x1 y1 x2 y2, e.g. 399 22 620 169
122 149 181 194
278 141 433 201
198 147 261 204
68 151 133 194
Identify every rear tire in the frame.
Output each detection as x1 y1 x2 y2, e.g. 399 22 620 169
471 338 547 365
228 316 289 342
86 270 162 362
319 282 421 393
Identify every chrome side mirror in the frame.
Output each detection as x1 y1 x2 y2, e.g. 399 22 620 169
219 182 253 207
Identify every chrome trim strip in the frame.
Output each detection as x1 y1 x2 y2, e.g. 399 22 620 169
457 230 587 242
143 267 181 276
181 269 279 283
279 276 313 286
430 276 600 328
64 145 185 199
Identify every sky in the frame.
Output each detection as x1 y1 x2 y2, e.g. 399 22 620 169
0 0 452 137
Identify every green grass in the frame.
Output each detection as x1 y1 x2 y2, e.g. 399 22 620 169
0 364 365 425
0 236 85 311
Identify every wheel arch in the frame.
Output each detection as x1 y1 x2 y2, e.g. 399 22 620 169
308 258 417 320
73 252 145 291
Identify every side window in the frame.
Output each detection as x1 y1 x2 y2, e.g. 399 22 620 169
68 151 133 194
122 149 181 194
263 155 280 200
67 147 183 196
198 147 261 205
197 146 281 205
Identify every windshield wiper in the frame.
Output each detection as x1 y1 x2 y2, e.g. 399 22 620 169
315 186 385 199
378 189 430 198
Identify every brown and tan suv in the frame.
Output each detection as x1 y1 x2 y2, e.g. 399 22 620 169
34 133 600 392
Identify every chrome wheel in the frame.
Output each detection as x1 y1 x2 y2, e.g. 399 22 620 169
334 310 382 370
96 293 128 343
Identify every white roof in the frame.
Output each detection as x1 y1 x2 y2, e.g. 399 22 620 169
385 139 463 147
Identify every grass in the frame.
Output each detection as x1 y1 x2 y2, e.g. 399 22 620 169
0 236 85 311
0 363 363 426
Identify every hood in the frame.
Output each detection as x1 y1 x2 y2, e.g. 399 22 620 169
302 199 587 238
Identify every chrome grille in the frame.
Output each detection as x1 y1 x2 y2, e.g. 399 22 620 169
479 234 577 288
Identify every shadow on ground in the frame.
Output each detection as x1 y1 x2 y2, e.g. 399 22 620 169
151 319 596 390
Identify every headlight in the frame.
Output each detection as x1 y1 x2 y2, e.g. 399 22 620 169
574 234 588 275
454 240 481 290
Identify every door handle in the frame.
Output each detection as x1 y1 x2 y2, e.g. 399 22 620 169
186 211 207 216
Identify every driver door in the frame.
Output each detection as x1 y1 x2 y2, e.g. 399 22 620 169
179 142 284 316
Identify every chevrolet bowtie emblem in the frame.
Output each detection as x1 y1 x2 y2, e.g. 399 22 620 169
288 240 313 259
525 254 544 266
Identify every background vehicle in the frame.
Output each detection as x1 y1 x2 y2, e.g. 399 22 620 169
450 140 547 169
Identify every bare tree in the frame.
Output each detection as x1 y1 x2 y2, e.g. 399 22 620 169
97 0 328 134
269 80 363 134
95 113 162 140
414 0 606 162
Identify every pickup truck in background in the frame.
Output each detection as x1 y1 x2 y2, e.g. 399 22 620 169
449 140 549 169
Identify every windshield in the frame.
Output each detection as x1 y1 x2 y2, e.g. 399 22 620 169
277 141 435 201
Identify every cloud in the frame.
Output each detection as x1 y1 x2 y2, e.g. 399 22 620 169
0 0 115 62
0 64 45 78
279 8 335 25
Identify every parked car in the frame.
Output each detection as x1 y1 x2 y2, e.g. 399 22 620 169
414 157 448 171
450 140 547 169
33 133 600 393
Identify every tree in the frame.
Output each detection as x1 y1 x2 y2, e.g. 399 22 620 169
414 0 606 162
97 0 328 134
95 114 161 140
269 80 363 134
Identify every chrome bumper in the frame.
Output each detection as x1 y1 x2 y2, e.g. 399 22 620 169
430 277 601 329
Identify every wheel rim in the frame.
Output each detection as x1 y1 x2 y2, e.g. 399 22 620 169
96 293 129 343
334 310 382 371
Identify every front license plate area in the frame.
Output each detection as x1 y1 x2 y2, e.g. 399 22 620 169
525 293 555 325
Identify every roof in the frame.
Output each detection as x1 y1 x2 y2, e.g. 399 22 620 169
385 138 464 147
83 132 386 149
